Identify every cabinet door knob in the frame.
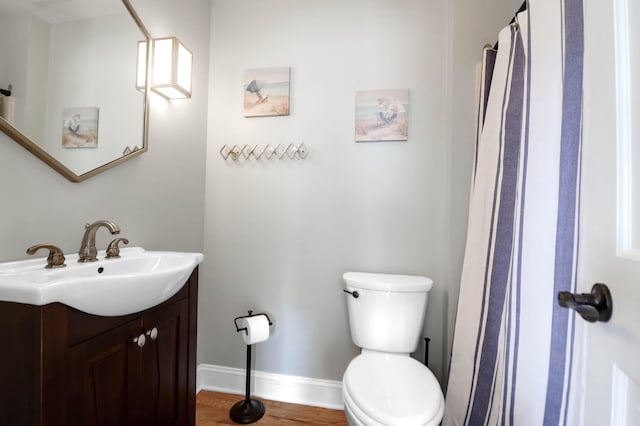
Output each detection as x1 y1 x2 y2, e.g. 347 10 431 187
146 327 158 340
133 333 146 347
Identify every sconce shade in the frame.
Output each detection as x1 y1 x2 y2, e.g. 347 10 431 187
151 37 193 99
136 40 148 92
135 37 193 99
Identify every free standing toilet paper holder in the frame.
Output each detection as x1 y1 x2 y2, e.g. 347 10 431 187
230 311 273 424
233 311 273 336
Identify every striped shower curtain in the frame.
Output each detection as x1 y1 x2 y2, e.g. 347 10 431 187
444 0 584 425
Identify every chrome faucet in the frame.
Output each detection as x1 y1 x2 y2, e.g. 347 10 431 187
78 220 121 262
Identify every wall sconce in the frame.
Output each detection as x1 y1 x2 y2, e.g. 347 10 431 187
136 40 148 92
136 37 193 99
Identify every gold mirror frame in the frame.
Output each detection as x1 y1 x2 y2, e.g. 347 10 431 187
0 0 151 183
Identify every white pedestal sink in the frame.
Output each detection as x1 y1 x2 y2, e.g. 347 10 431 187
0 247 203 316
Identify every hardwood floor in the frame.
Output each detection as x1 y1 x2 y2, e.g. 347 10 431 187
196 391 348 425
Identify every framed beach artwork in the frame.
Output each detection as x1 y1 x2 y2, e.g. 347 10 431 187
243 67 290 117
355 89 409 142
62 106 99 148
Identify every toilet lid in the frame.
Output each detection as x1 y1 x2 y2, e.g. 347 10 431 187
343 353 444 426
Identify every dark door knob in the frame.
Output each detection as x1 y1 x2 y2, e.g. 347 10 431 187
558 283 612 322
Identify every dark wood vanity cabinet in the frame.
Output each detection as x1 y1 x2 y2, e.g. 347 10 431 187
0 268 199 426
66 299 189 425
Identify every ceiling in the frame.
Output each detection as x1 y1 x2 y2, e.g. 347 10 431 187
0 0 123 24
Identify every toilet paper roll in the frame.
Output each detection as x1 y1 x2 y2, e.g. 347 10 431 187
0 96 15 124
239 315 270 345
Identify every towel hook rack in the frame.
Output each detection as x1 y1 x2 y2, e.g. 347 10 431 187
220 143 308 161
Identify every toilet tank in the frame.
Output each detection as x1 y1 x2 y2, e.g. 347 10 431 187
343 272 433 354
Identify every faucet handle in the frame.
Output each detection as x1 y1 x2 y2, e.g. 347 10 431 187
27 244 66 269
106 238 129 259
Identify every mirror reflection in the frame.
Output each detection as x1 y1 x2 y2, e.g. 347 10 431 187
0 0 149 181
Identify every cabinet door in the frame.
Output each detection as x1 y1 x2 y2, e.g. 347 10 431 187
67 318 143 426
141 299 189 426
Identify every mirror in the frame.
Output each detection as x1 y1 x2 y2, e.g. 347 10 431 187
0 0 150 182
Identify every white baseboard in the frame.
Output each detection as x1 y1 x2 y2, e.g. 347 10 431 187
196 363 344 410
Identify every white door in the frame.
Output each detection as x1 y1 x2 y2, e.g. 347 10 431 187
577 0 640 424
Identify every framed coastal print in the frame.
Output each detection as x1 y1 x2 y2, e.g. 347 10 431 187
355 88 409 142
244 67 290 117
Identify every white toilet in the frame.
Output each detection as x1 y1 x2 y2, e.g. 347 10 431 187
342 272 444 426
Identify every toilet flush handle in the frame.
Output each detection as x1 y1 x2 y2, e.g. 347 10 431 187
343 289 360 299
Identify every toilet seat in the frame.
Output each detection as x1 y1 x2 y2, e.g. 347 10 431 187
343 353 444 426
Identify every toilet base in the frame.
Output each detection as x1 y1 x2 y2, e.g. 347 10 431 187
229 399 265 424
342 353 444 426
344 404 367 426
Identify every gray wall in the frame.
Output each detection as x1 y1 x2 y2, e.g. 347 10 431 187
200 0 450 383
199 0 522 387
0 0 210 265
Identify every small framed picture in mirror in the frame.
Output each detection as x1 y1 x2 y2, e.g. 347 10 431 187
62 106 99 148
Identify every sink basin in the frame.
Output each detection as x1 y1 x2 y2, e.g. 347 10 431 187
0 247 204 316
